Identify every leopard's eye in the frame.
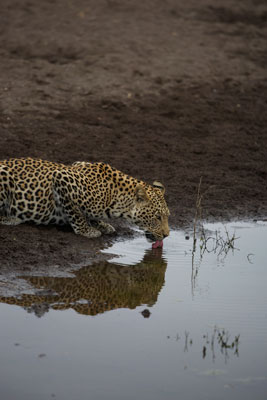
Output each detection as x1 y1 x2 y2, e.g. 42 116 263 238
156 215 161 221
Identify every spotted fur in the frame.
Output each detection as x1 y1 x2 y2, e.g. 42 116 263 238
0 158 170 240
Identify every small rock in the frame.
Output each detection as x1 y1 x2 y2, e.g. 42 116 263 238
141 309 151 318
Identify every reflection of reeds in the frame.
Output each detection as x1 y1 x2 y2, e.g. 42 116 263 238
192 225 239 293
191 178 238 293
184 330 190 352
214 327 240 362
191 177 203 293
171 326 240 363
199 226 239 259
193 177 203 253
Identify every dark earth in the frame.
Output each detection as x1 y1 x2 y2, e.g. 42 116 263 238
0 0 267 270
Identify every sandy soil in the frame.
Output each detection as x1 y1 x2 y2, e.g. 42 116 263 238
0 0 267 270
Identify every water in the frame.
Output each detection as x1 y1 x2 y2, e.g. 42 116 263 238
0 221 267 400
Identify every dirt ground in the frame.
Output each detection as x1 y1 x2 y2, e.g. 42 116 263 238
0 0 267 269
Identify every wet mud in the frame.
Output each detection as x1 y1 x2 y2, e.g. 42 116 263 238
0 0 267 272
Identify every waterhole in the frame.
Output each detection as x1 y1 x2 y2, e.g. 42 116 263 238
0 221 266 400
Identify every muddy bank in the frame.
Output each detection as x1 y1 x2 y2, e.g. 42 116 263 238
0 0 267 269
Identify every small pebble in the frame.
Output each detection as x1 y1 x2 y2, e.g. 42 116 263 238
141 309 151 318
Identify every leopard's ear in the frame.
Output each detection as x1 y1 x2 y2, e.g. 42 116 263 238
135 184 149 203
153 181 165 194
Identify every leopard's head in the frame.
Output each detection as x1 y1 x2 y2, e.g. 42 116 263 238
132 181 170 242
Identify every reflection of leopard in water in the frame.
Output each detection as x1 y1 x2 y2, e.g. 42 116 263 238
0 250 167 317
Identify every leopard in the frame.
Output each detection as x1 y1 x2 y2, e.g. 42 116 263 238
0 157 170 241
0 250 167 317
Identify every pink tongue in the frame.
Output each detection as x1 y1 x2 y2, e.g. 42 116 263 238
152 240 163 249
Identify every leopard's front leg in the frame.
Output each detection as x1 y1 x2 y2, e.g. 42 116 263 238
68 209 102 238
52 170 101 239
0 216 22 225
91 220 116 235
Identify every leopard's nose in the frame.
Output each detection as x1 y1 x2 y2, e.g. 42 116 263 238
163 227 170 238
